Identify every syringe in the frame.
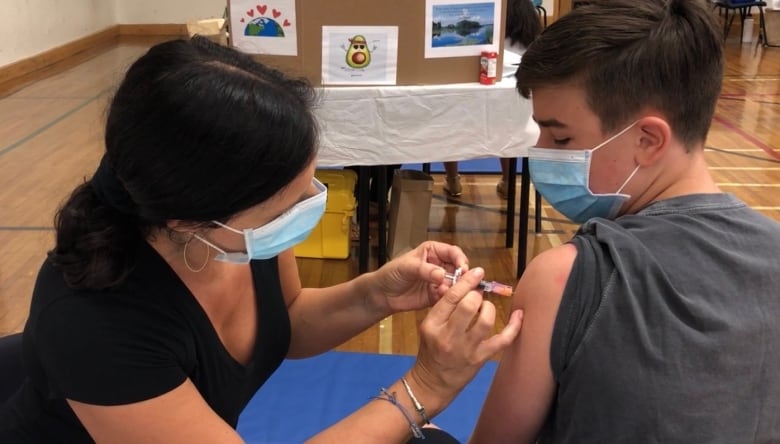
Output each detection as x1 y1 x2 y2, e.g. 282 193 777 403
444 269 513 297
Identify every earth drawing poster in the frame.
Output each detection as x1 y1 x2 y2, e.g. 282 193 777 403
230 0 298 55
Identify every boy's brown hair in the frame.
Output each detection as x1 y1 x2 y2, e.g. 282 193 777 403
516 0 723 148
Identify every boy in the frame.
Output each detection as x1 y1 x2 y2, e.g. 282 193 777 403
470 0 780 442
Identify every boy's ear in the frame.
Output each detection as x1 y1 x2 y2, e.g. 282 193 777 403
634 116 672 166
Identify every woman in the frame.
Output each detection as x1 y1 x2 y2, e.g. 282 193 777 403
0 37 521 443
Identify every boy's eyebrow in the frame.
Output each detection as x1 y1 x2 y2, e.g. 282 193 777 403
533 117 568 128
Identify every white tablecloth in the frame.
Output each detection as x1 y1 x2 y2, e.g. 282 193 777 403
313 75 539 167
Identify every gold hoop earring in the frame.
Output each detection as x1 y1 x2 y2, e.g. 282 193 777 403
183 235 209 273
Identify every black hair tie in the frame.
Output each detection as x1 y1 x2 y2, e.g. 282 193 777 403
91 156 137 215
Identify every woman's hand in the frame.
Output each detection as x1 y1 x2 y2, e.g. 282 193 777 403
407 267 523 414
368 241 470 314
307 267 523 443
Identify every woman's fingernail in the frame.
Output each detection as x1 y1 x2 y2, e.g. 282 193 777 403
472 267 484 278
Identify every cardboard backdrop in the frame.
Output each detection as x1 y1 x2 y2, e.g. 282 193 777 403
228 0 507 85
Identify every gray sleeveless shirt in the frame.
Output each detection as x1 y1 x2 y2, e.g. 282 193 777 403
539 193 780 443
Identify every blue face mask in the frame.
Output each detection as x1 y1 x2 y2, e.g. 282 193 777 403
195 178 327 262
528 122 640 224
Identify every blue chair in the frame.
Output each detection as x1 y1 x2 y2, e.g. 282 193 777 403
713 1 776 46
532 0 547 28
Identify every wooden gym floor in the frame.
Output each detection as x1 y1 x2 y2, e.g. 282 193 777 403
1 35 778 358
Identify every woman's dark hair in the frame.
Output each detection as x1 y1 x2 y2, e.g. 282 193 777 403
506 0 543 48
49 36 319 289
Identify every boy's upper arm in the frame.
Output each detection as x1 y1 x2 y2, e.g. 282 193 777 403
470 243 577 444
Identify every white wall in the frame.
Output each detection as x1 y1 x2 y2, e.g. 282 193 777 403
0 0 115 67
116 0 225 24
118 0 544 23
1 0 550 69
0 0 223 68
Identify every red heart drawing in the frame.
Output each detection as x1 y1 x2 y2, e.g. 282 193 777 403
272 9 281 18
240 18 245 23
257 5 267 15
283 19 291 27
247 9 254 17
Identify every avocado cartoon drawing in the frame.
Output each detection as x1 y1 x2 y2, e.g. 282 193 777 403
345 35 372 69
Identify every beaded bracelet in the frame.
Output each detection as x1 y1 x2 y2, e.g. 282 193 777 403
401 377 431 425
372 388 425 439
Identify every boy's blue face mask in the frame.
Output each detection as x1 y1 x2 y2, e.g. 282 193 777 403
195 178 327 263
528 121 640 224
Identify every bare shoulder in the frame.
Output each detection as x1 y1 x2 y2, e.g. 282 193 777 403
512 243 578 310
469 244 578 443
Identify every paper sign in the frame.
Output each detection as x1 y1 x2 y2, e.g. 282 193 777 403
322 26 399 85
425 0 502 58
230 0 298 56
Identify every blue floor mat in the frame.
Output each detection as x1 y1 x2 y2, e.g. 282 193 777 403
237 351 497 443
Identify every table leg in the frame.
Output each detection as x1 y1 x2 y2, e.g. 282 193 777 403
505 158 517 248
727 10 738 41
758 6 778 47
377 166 388 267
516 157 531 278
535 191 542 233
358 166 370 274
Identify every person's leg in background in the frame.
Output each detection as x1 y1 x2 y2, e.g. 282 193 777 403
443 161 462 197
346 164 401 207
345 164 400 241
371 165 401 204
496 158 510 200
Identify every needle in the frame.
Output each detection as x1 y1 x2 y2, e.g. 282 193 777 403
443 270 513 298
